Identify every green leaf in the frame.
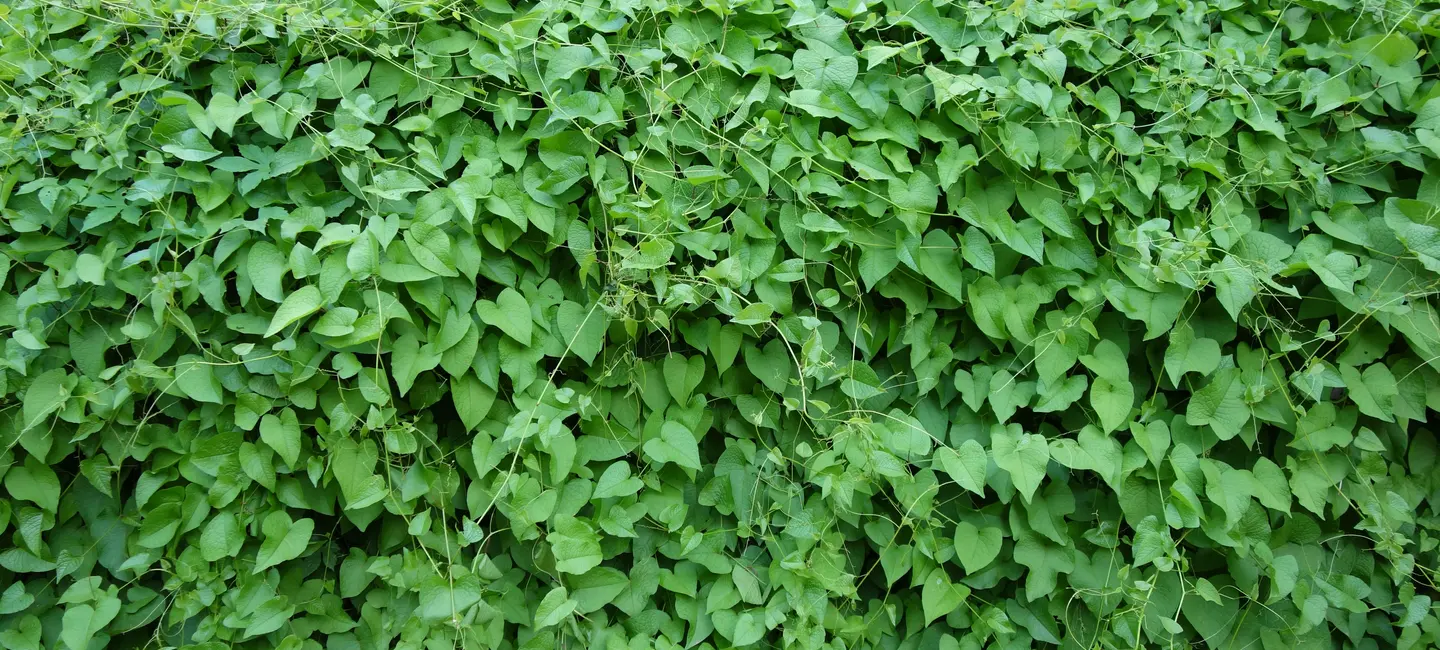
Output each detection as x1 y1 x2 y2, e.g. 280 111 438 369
417 574 483 622
936 142 979 187
1251 457 1292 514
570 567 630 613
1341 363 1397 422
4 457 60 513
731 610 766 645
452 373 497 432
921 569 970 625
643 422 702 472
208 93 252 135
200 511 244 561
793 50 858 90
1164 324 1221 385
663 354 705 403
556 300 607 364
1132 515 1172 567
364 169 428 200
161 128 221 161
890 172 939 213
61 600 119 650
0 582 34 615
173 355 224 404
744 339 792 394
259 408 302 467
253 511 314 573
248 242 287 303
935 440 988 496
1031 198 1078 239
1049 426 1122 489
332 438 388 510
266 286 325 336
1185 369 1249 440
21 368 70 432
1000 122 1039 168
593 461 644 499
1079 340 1128 382
534 587 577 629
548 518 603 574
991 425 1049 503
476 288 533 344
952 522 1002 574
1089 376 1133 433
917 230 966 302
1211 256 1259 320
1202 461 1254 528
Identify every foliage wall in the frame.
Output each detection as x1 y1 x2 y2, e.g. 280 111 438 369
2 0 1440 649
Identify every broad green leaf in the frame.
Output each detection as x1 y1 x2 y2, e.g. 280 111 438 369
921 569 970 624
1089 376 1133 433
1185 369 1249 440
594 461 644 499
556 300 606 364
935 440 988 496
333 438 388 510
793 50 858 90
4 458 60 513
643 422 702 472
918 230 966 302
534 587 576 629
200 511 244 561
1132 516 1172 567
266 286 325 336
1048 426 1122 489
21 368 70 432
452 373 497 432
254 512 314 573
570 567 630 613
952 522 1002 574
259 408 302 467
549 518 603 574
1031 198 1078 239
732 610 766 646
173 355 224 404
991 425 1049 503
1340 363 1396 422
1251 457 1291 513
890 172 939 214
248 242 287 303
477 288 533 344
744 339 792 394
1164 325 1221 385
364 169 428 200
417 574 483 622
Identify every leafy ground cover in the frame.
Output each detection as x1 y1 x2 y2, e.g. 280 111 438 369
2 0 1440 648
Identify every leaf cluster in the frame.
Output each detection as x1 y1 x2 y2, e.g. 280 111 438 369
2 0 1440 649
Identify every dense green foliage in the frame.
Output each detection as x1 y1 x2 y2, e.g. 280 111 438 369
3 0 1440 648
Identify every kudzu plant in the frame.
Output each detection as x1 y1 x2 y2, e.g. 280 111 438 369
1 0 1439 649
